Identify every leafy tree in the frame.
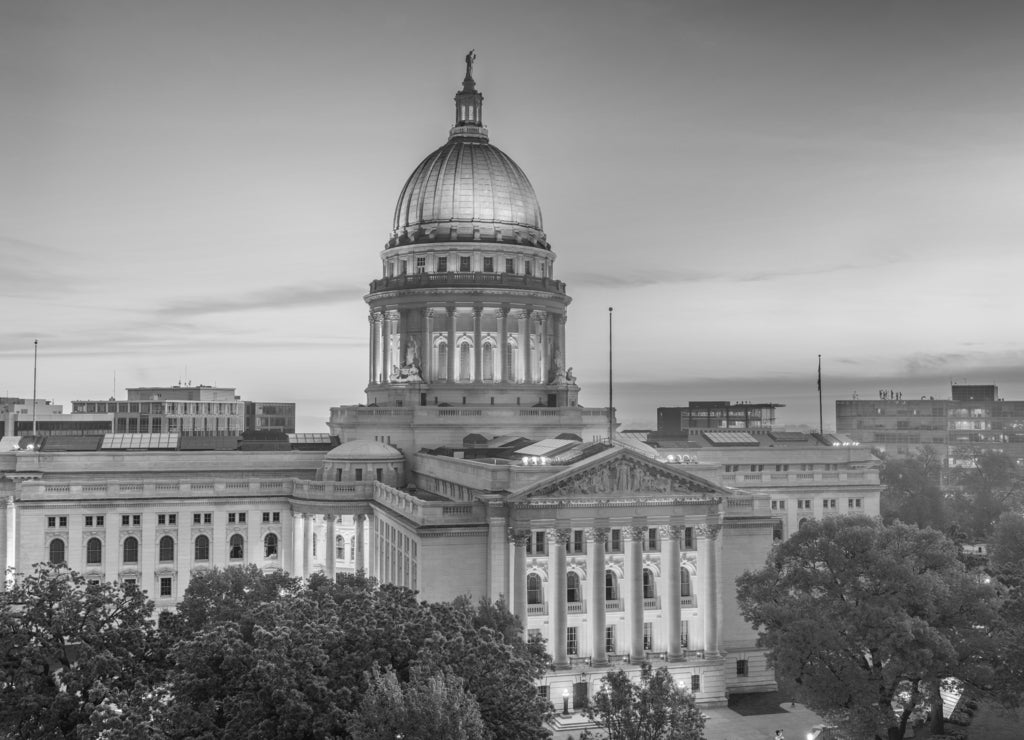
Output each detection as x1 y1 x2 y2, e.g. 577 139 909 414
988 512 1024 709
736 516 1000 740
990 512 1024 588
0 564 167 738
879 447 947 530
347 665 487 739
581 662 705 740
949 451 1023 537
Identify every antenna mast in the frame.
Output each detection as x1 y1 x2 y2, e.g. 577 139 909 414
608 307 614 443
32 339 38 435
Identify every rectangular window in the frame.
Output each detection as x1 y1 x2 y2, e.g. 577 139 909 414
228 513 236 523
573 530 585 554
534 531 545 554
691 675 701 692
567 626 578 656
238 513 246 523
355 468 363 481
123 578 136 587
483 256 494 272
160 577 172 597
273 512 280 522
775 464 789 472
505 258 514 273
263 512 270 523
680 620 689 649
528 628 543 643
47 516 56 528
609 529 622 553
85 516 93 527
524 261 532 276
204 513 212 524
158 514 165 525
96 515 104 526
643 622 653 651
647 528 658 551
415 257 426 273
683 527 694 550
606 626 616 654
437 256 447 272
737 659 748 676
122 515 130 526
133 515 140 526
459 256 471 272
848 498 862 509
376 468 383 482
58 516 67 528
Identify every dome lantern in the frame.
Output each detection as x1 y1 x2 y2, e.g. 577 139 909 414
451 49 486 139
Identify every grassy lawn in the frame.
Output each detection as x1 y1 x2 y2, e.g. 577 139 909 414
727 690 795 716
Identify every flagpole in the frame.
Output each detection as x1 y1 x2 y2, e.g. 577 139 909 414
818 354 823 434
608 307 614 444
32 339 38 436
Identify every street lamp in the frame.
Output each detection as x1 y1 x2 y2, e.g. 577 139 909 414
562 688 570 716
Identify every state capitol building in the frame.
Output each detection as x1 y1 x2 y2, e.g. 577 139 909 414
1 57 880 710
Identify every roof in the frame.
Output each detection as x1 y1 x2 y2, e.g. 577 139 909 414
324 439 404 460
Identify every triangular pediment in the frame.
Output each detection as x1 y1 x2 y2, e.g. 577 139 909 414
508 447 725 503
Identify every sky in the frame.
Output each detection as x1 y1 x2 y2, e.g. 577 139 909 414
3 0 1024 432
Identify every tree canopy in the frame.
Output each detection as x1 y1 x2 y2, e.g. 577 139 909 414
949 451 1024 537
879 447 946 530
581 662 706 740
736 516 1000 740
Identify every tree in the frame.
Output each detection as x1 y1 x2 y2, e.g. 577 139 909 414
949 451 1024 537
0 564 167 738
581 662 706 740
879 447 947 530
347 665 487 740
736 516 1000 740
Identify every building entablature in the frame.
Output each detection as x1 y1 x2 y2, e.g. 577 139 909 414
0 449 326 478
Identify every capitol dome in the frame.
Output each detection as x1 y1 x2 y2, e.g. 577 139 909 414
387 56 548 250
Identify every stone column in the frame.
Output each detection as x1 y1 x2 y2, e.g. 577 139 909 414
663 525 683 660
697 523 722 656
422 309 433 382
497 306 508 383
366 513 376 578
446 305 457 383
509 529 530 634
354 514 366 571
625 524 646 661
550 528 571 668
521 309 533 384
588 528 609 666
325 515 337 582
292 513 304 577
472 305 483 383
303 514 314 578
535 310 547 383
558 313 568 378
382 311 393 383
368 314 375 385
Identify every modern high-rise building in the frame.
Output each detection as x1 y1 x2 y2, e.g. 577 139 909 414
1 58 879 716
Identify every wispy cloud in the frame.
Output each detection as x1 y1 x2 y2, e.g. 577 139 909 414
154 283 366 317
570 259 887 289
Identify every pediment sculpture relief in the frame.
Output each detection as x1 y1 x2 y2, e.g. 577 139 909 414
552 461 704 498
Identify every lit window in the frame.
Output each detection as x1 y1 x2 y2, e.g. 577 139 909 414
265 533 279 558
606 625 616 654
160 577 172 597
229 534 244 560
567 572 581 603
567 626 578 655
643 622 653 651
159 536 174 562
527 573 543 604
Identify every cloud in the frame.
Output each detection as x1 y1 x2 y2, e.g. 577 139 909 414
154 283 366 317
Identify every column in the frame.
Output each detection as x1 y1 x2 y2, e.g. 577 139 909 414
497 306 508 383
446 306 457 383
558 312 567 370
4 496 16 590
697 523 722 656
550 528 570 668
535 311 547 383
325 515 337 582
472 305 483 383
422 309 433 382
373 311 383 383
521 309 533 384
382 311 393 383
625 524 646 662
292 513 304 577
354 514 366 571
588 528 609 666
368 313 376 384
303 514 314 578
510 529 530 634
366 513 376 578
663 525 683 660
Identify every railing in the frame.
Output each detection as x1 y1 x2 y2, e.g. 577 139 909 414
368 272 567 295
567 602 586 614
643 597 660 610
527 604 547 616
679 595 695 607
605 599 622 612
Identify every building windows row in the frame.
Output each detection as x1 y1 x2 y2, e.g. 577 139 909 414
391 254 544 277
50 532 281 567
524 527 696 556
527 567 693 605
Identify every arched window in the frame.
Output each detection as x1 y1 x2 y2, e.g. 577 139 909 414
159 535 174 562
49 538 65 565
229 534 244 560
482 343 494 381
335 535 345 560
773 522 784 542
194 534 210 561
605 570 619 601
437 341 448 381
798 518 809 530
527 573 543 604
459 342 471 381
123 536 139 564
567 571 581 603
265 533 278 558
505 340 516 382
86 537 102 565
642 568 656 599
680 568 691 598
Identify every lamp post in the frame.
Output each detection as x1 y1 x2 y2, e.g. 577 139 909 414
562 688 570 716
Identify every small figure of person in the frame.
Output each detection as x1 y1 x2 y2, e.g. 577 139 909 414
774 730 784 740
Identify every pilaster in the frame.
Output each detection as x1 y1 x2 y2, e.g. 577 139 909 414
587 527 609 666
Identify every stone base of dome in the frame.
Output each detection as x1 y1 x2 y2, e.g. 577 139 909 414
363 382 580 410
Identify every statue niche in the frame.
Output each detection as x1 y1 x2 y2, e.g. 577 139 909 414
391 337 423 383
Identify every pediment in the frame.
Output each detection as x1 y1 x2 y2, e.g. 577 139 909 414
509 448 724 503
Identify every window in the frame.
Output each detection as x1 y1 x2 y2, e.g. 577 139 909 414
193 513 202 524
534 531 545 554
737 659 748 676
86 537 102 564
265 533 279 558
527 573 543 604
683 527 694 550
825 499 837 509
49 539 65 564
691 675 700 692
415 257 426 273
355 468 363 481
263 512 270 523
572 530 585 554
335 535 344 559
229 534 244 560
567 572 581 603
775 464 789 472
273 512 280 522
58 516 67 527
680 567 691 597
159 536 175 562
797 499 812 510
680 620 689 649
437 256 447 272
239 513 246 523
483 256 493 272
160 577 172 597
157 514 177 526
848 498 862 509
376 467 383 482
606 626 616 654
647 528 658 551
528 629 543 645
642 568 656 600
771 500 786 511
47 516 56 528
194 534 210 561
399 260 407 275
123 537 139 563
85 515 93 526
459 256 471 272
605 570 618 601
609 529 622 553
567 626 578 655
524 261 532 276
643 622 653 651
505 258 514 273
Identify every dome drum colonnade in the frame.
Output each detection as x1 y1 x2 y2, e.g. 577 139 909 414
364 53 577 408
